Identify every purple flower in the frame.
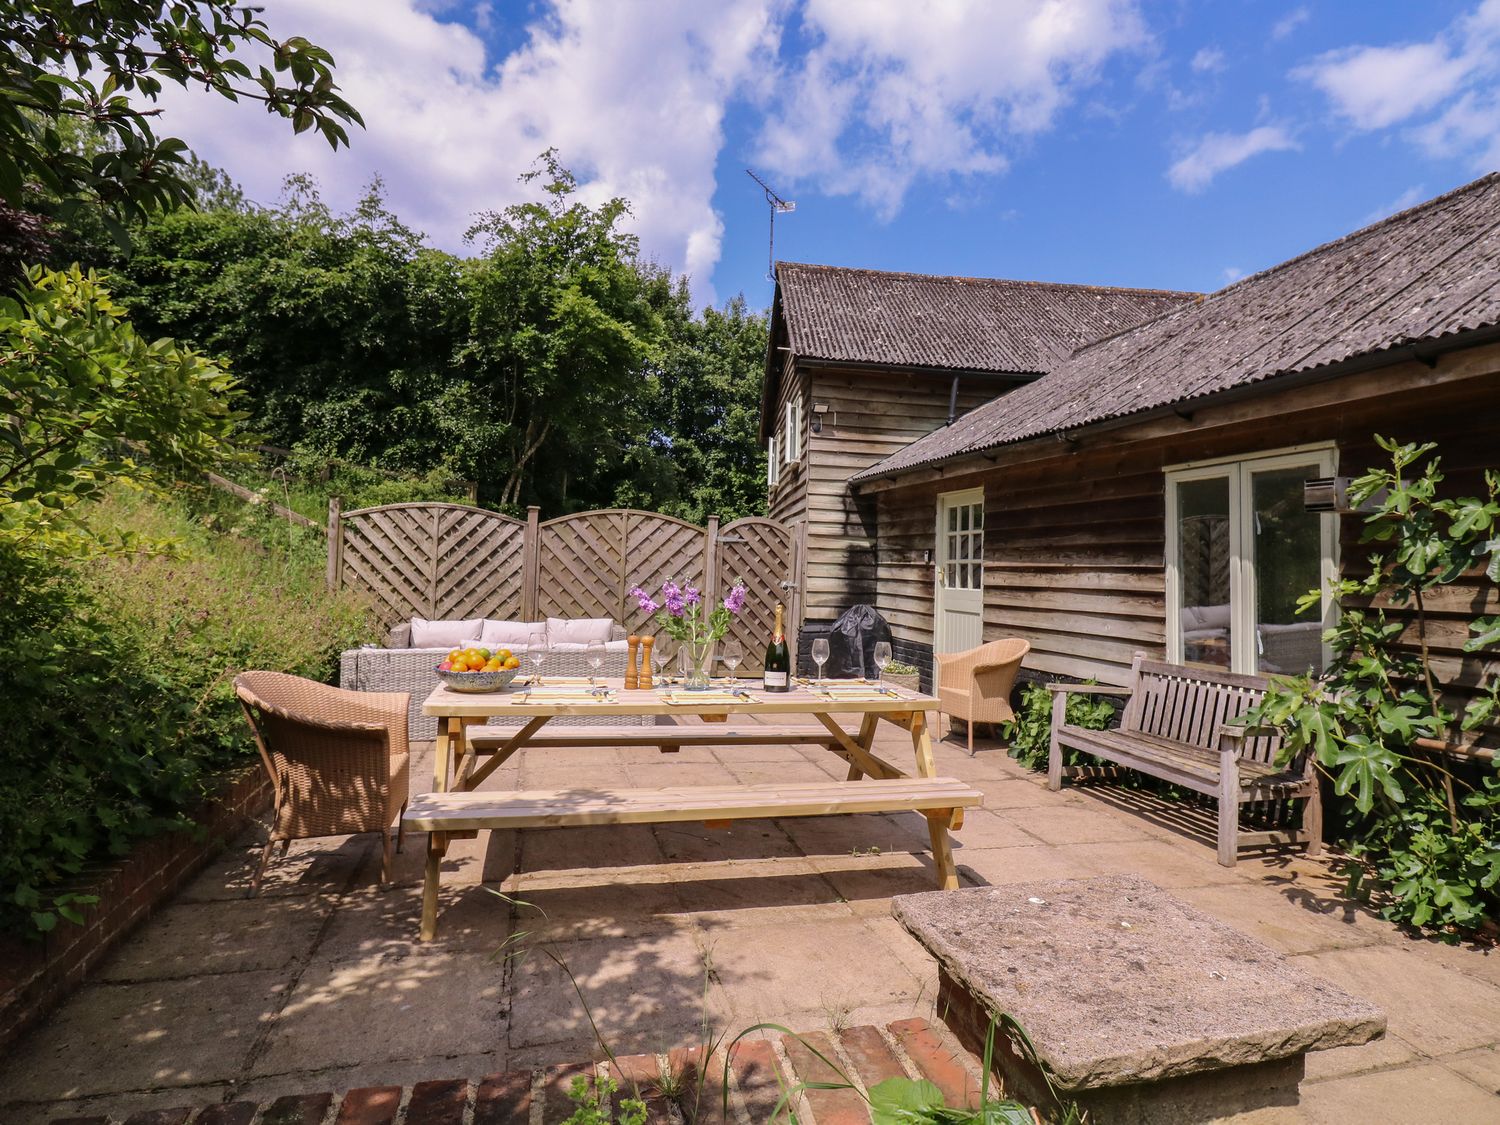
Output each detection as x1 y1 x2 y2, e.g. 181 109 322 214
722 581 747 615
684 585 702 606
630 585 660 616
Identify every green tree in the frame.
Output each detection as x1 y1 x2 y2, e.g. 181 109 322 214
0 0 360 240
462 151 667 508
0 265 241 553
612 293 768 522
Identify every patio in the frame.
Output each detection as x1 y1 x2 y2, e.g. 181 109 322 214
5 719 1498 1124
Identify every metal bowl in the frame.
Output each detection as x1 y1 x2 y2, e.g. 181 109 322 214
435 665 521 694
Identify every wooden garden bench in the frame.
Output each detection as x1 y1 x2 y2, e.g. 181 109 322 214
466 722 842 754
405 777 982 937
1047 653 1321 866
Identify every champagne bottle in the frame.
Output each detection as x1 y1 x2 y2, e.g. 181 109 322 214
763 602 791 692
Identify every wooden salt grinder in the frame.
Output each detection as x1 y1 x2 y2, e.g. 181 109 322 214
626 635 641 689
640 635 655 688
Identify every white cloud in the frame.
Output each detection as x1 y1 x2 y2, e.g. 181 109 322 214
1294 0 1500 162
1271 7 1310 41
1222 266 1244 282
151 0 784 304
1296 40 1471 129
1167 125 1298 192
1191 47 1226 74
755 0 1148 218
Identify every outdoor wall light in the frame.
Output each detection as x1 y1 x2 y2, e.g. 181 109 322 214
811 401 829 433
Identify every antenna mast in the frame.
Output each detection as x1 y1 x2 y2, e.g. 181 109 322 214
746 168 795 281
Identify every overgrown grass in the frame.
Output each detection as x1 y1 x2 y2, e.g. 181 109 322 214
233 452 477 524
0 485 377 937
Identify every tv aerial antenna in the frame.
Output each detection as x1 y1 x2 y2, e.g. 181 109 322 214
746 168 795 281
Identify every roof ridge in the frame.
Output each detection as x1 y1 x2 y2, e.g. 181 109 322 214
1066 171 1500 361
775 260 1199 299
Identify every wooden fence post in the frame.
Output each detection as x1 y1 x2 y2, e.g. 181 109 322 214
704 514 720 600
521 505 541 621
325 496 343 593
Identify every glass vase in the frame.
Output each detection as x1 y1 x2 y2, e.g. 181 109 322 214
681 638 716 691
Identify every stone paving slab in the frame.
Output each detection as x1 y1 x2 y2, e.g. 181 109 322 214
893 875 1387 1087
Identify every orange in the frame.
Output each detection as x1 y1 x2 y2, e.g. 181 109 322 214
450 660 469 673
503 656 520 670
447 648 462 662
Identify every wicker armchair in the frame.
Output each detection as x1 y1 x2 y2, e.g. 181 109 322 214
235 671 411 893
936 638 1031 754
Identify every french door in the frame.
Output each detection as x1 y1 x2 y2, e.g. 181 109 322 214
1166 447 1337 676
935 488 985 658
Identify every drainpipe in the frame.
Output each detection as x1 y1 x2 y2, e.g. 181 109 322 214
946 376 959 425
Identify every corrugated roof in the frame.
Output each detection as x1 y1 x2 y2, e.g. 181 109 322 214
776 263 1198 373
857 172 1500 483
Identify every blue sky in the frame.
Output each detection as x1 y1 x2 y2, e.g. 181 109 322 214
159 1 1500 308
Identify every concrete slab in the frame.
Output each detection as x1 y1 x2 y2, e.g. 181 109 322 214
1175 883 1391 956
175 837 376 903
1442 1044 1500 1094
310 884 512 960
993 804 1160 846
1294 943 1500 1056
707 917 924 1026
506 930 716 1055
249 951 505 1076
1298 1062 1500 1124
660 857 851 928
95 896 333 982
1065 838 1251 889
653 820 802 863
0 971 286 1100
953 843 1102 886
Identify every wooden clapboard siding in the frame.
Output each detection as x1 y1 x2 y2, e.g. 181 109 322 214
788 366 996 623
767 351 808 526
865 342 1500 708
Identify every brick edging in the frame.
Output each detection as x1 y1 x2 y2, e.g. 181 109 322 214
0 766 272 1053
43 1019 992 1124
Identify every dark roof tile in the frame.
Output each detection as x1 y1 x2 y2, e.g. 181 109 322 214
776 263 1197 374
857 172 1500 482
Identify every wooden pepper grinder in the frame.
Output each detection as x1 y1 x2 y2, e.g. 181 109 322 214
626 635 641 689
640 635 655 688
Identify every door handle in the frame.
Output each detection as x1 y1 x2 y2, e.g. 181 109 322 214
778 580 795 591
936 566 945 583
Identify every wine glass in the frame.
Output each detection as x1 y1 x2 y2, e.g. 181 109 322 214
652 638 671 685
873 641 893 690
812 637 830 687
721 639 742 687
527 630 548 686
585 638 605 688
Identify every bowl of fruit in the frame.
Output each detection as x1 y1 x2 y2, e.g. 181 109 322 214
436 646 523 693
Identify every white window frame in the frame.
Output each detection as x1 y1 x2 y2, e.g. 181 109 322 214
783 396 801 464
1164 443 1338 675
767 434 779 488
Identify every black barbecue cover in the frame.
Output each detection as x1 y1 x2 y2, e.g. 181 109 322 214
827 604 892 680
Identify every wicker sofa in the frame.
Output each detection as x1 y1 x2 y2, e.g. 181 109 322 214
340 616 642 739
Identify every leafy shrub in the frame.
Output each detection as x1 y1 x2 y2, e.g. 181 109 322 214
0 487 376 937
1003 681 1116 771
885 660 919 676
1248 436 1500 936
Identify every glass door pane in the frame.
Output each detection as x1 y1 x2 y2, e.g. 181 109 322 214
1251 464 1325 675
1176 476 1232 668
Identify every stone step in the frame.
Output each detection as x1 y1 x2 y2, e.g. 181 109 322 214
46 1018 992 1125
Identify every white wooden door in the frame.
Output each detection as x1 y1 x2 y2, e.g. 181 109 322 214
934 488 985 657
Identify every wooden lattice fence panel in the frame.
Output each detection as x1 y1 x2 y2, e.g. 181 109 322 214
621 513 710 634
714 517 794 672
432 506 526 621
341 504 442 624
332 502 797 645
537 510 630 621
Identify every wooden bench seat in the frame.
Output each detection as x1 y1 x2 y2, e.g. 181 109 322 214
409 777 983 938
1049 653 1321 866
466 723 841 752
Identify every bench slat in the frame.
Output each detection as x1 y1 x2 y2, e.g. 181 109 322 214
1059 727 1305 789
404 777 982 831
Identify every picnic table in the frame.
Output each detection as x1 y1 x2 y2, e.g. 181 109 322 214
407 678 981 938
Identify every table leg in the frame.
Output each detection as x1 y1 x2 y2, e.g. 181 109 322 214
433 716 459 793
846 714 878 781
911 711 958 890
813 712 902 779
420 829 447 941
